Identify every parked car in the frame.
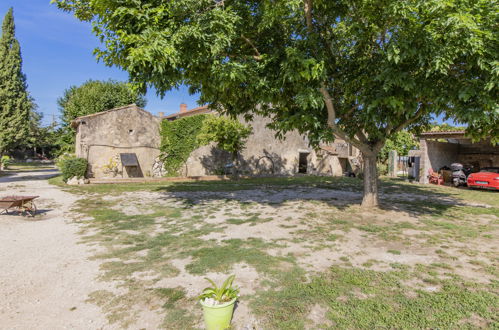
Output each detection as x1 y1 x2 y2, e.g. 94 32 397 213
467 167 499 190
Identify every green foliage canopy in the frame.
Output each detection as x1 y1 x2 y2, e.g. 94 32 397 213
53 0 498 205
0 8 34 157
198 116 252 159
429 122 466 132
57 79 147 153
52 0 498 145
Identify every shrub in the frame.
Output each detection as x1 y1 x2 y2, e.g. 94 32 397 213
55 153 76 169
60 157 88 182
198 116 252 160
1 155 11 170
377 162 388 176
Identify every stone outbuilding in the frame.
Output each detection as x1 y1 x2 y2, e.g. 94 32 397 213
419 130 499 183
72 103 362 179
165 105 361 177
72 104 162 178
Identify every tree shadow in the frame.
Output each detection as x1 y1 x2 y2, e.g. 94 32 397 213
153 176 495 218
197 148 293 175
0 169 59 183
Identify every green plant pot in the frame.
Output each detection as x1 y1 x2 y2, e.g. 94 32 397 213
199 298 237 330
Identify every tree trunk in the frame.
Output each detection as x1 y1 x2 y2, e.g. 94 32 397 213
361 154 379 208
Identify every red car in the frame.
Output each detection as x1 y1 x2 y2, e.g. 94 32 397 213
467 167 499 190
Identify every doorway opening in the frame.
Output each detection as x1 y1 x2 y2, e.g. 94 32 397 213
298 152 309 174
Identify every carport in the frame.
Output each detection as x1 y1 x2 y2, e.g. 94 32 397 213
419 131 499 183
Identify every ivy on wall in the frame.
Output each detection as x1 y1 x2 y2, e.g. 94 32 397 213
160 114 209 175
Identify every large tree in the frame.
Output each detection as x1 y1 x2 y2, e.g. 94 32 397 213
54 0 498 207
57 79 147 153
0 8 33 160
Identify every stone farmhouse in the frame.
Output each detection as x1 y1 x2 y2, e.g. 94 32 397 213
73 103 361 179
72 104 162 178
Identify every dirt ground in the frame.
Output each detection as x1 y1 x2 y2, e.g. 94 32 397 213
0 170 497 329
0 169 113 329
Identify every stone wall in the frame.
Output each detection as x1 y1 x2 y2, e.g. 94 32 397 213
74 105 162 178
182 115 361 176
457 140 499 169
419 139 459 183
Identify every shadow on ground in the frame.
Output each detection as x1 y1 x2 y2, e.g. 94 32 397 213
154 177 496 217
0 169 59 183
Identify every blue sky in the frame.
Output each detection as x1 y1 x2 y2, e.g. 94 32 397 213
0 1 199 126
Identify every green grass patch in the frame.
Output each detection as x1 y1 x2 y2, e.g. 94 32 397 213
252 266 498 329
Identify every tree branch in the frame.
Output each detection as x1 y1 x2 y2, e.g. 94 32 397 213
389 104 426 136
304 0 313 30
343 103 360 118
320 85 373 155
241 35 262 60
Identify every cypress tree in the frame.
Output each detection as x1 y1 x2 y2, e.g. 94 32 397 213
0 8 32 160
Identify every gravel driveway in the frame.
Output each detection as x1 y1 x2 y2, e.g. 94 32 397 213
0 169 110 329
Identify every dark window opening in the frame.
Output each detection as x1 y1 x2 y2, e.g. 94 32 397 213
129 129 134 134
298 152 309 173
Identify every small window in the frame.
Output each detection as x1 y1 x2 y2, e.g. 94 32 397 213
128 129 134 134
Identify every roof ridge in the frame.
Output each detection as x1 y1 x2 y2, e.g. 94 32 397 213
164 105 212 119
71 104 158 128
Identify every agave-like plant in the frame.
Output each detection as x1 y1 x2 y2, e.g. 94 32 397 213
199 274 239 303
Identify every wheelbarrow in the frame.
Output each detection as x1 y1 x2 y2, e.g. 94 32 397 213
0 196 39 217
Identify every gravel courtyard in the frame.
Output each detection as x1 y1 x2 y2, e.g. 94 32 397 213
1 169 497 329
0 169 113 329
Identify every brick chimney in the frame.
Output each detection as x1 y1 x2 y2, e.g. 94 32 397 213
180 103 188 113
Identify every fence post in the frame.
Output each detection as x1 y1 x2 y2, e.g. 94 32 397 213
388 150 398 177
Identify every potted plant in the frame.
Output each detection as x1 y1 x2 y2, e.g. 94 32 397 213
199 275 239 330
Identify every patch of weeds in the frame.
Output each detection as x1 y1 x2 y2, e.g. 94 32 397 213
305 211 318 218
422 277 440 285
327 234 342 241
226 215 272 225
162 308 197 329
252 266 498 329
185 238 291 275
361 259 380 268
279 224 298 229
431 263 453 270
390 263 409 270
154 287 186 309
357 224 383 233
387 249 401 255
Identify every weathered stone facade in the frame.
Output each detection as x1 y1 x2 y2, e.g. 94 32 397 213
72 104 162 178
74 103 362 179
170 107 361 177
